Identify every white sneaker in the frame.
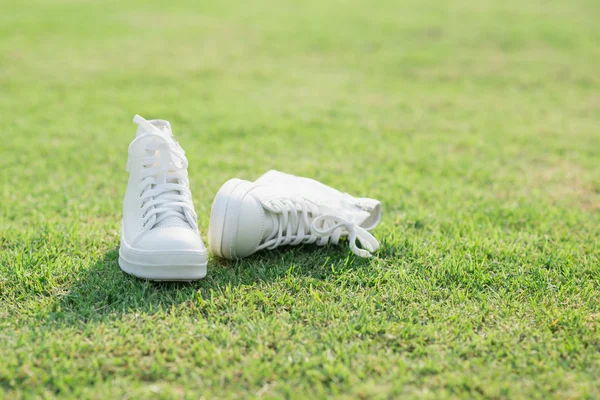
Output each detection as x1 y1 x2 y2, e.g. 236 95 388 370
207 170 382 259
119 115 208 281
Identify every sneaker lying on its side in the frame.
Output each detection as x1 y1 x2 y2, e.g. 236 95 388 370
119 115 208 280
208 170 382 259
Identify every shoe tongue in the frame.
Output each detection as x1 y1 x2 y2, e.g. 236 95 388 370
148 120 173 137
150 168 192 229
135 117 174 139
151 154 191 230
147 122 190 230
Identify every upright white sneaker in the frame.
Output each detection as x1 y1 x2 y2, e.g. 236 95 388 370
208 170 382 259
119 115 208 281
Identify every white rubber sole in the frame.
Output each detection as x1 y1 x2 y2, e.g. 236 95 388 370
118 248 208 282
208 178 253 259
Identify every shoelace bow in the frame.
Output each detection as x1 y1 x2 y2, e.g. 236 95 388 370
258 196 379 258
127 133 198 231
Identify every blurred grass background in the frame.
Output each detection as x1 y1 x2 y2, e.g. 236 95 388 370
1 0 599 398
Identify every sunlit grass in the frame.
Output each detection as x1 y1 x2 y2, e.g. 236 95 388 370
1 0 599 398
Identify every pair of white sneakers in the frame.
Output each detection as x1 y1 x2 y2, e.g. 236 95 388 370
119 115 383 281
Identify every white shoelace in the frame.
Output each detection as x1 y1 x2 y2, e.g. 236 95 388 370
257 197 379 258
127 133 198 232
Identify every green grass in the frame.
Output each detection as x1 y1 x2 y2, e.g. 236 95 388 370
1 0 599 398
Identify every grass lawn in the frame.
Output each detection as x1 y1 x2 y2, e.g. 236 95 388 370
1 0 599 398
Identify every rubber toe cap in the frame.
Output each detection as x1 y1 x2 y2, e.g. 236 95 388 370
228 193 267 259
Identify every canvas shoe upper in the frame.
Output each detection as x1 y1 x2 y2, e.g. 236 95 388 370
208 171 382 259
119 115 207 281
254 170 382 231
